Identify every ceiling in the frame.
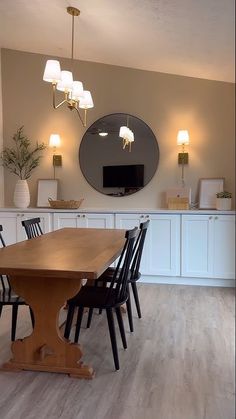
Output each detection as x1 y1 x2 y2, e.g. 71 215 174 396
0 0 235 82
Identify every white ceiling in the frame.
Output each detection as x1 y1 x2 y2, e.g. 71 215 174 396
0 0 235 82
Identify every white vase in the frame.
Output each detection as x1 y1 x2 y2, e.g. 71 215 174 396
13 179 30 208
216 197 232 211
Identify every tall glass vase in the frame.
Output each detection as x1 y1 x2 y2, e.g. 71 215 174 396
13 179 30 208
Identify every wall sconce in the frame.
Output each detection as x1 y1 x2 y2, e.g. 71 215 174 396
49 134 62 179
177 130 190 186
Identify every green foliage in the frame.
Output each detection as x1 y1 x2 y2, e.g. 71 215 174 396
0 126 46 180
216 191 232 199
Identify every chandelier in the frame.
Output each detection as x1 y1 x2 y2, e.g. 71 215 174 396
43 7 94 127
119 115 134 151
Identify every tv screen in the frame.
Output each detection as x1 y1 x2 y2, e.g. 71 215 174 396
103 164 144 188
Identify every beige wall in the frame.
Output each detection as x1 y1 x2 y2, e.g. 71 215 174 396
1 48 235 209
0 52 4 206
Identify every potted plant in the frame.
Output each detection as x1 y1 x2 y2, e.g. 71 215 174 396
216 191 232 210
0 126 46 208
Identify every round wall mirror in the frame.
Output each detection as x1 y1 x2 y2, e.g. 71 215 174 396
79 113 159 196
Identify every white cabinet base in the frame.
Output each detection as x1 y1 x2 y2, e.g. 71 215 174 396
140 275 235 288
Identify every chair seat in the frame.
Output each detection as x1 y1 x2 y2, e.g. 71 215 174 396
0 289 25 304
99 267 141 283
68 285 128 309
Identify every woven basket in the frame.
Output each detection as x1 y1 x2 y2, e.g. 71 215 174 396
48 198 84 209
167 197 189 210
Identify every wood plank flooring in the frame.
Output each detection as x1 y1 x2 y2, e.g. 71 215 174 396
0 284 235 419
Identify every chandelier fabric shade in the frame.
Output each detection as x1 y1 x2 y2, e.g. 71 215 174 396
43 7 94 127
119 116 135 151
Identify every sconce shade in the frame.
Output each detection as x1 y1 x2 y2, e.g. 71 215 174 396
177 130 190 145
79 91 94 109
49 134 61 148
56 71 73 92
43 60 61 83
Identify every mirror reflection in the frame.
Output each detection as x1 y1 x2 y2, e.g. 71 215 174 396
79 113 159 196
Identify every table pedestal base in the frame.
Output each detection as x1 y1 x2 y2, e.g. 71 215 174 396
1 275 95 379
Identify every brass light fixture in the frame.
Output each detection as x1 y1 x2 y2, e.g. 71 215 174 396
43 7 94 127
49 134 62 179
177 130 190 187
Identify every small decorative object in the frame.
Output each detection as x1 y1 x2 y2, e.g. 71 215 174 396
166 187 191 210
199 178 224 209
216 191 232 211
48 198 84 209
0 126 46 208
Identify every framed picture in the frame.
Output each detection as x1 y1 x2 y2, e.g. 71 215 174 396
37 179 58 207
199 178 224 209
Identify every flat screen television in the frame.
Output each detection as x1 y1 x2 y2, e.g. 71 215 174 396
103 164 144 188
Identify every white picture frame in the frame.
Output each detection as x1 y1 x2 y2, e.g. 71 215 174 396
37 179 58 207
199 178 224 209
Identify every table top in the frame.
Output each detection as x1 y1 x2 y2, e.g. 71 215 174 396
0 228 125 279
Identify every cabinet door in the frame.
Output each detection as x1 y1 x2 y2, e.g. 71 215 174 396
78 213 114 229
53 213 114 230
181 215 214 277
148 214 180 276
53 213 80 230
17 212 52 241
213 215 235 279
0 212 18 245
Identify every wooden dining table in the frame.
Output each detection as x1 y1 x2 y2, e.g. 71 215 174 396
0 227 125 378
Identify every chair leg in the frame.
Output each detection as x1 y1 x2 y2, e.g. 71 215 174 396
131 281 142 318
126 288 134 333
64 305 75 340
106 308 120 370
115 307 127 349
87 308 94 328
11 305 18 341
29 306 35 328
74 307 84 343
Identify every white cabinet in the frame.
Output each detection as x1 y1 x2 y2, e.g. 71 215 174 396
0 212 52 244
115 213 180 276
0 212 18 245
181 214 235 279
53 212 114 230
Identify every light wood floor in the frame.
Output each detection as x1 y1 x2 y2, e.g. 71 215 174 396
0 284 235 419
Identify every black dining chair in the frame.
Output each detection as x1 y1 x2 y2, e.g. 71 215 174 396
0 225 34 341
21 217 43 239
88 220 150 332
64 227 138 370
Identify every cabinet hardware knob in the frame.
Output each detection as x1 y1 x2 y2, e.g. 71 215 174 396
215 216 218 220
77 215 80 217
140 215 144 218
146 215 149 218
82 214 85 218
209 216 212 220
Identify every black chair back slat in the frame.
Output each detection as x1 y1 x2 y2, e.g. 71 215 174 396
130 220 150 280
0 224 34 340
107 227 138 304
0 225 11 293
21 218 43 239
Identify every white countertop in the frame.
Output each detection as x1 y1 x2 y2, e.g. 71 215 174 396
0 207 235 215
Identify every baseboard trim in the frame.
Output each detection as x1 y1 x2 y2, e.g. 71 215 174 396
140 276 235 287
